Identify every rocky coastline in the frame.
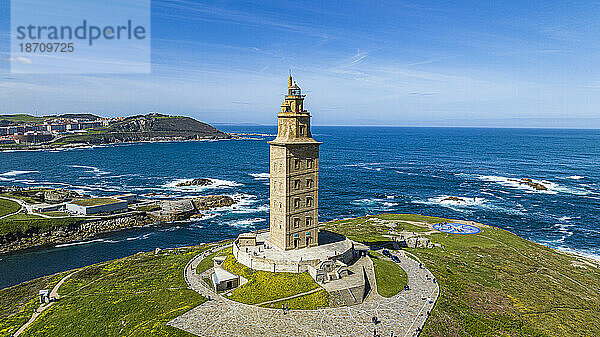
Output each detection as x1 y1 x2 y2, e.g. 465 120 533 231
0 213 154 254
0 195 236 254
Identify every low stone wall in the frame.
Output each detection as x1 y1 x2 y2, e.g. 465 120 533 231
233 242 313 273
232 240 355 275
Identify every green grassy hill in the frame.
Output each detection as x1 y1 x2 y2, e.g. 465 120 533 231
53 114 230 145
1 214 598 336
0 114 101 126
0 114 48 126
323 214 600 337
0 198 21 218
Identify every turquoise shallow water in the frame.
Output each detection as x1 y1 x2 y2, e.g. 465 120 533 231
0 126 599 288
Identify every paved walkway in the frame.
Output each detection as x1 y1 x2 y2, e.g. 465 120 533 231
14 272 76 336
169 246 439 337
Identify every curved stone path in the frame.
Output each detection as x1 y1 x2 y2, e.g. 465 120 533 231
169 246 439 337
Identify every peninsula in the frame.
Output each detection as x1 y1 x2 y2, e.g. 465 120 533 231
0 113 231 150
0 185 236 254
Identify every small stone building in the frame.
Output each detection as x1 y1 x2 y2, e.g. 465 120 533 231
212 267 240 292
39 290 50 303
237 232 257 247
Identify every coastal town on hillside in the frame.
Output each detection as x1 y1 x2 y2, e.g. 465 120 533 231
0 115 122 145
0 113 231 149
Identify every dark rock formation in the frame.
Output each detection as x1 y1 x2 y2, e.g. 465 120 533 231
443 196 465 202
176 178 211 187
43 188 82 203
519 178 548 191
191 195 235 210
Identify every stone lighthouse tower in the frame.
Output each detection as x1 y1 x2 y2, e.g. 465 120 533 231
269 75 321 250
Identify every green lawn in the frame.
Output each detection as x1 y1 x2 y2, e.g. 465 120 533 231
2 213 44 220
0 114 48 124
0 198 21 217
221 254 326 307
325 214 600 337
1 191 45 204
260 289 330 310
2 246 212 337
195 247 232 275
40 211 70 217
3 213 599 336
136 204 160 212
321 213 446 244
369 252 407 298
0 216 85 238
70 198 122 206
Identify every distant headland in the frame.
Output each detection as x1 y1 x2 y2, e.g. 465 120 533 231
0 113 231 151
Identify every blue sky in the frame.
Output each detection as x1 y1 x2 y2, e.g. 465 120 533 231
1 0 599 127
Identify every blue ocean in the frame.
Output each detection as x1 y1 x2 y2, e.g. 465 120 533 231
1 126 599 288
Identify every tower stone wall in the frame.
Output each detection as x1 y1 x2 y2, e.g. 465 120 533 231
269 76 321 250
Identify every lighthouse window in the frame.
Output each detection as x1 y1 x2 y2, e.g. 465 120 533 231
294 159 301 169
294 179 301 189
307 159 313 169
306 197 313 207
299 124 306 135
306 179 313 188
294 217 300 228
294 198 301 208
305 217 312 226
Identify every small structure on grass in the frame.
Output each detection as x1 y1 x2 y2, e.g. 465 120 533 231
38 290 50 303
237 232 257 247
212 267 239 292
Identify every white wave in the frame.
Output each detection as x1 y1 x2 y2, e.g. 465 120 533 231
567 175 585 180
554 223 575 237
232 204 270 214
164 178 242 192
434 196 485 207
225 217 265 228
550 246 600 262
71 165 110 175
477 175 589 195
352 198 398 210
55 238 116 248
104 173 142 179
413 196 486 211
160 226 182 232
196 214 217 221
192 194 268 220
125 232 153 241
249 173 270 180
345 163 383 171
395 170 418 176
0 170 39 177
413 195 525 216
